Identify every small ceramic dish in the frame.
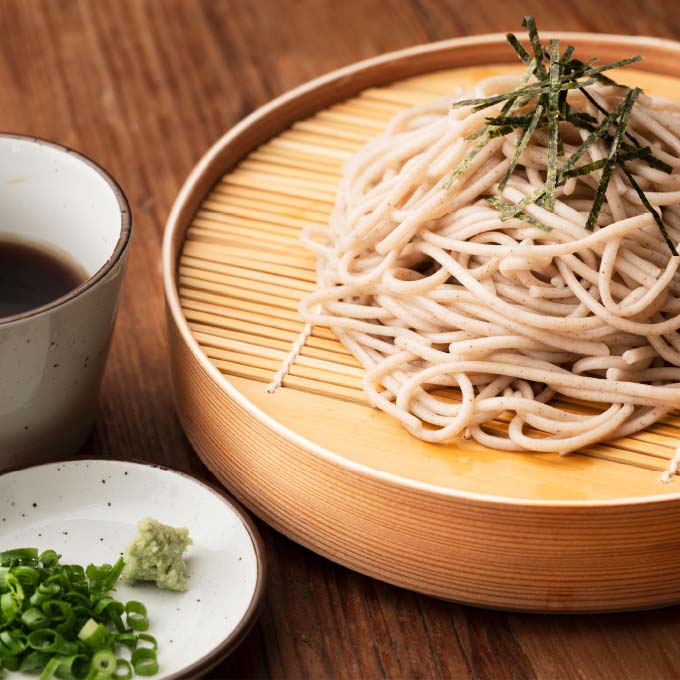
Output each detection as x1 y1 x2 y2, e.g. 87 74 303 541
0 459 266 679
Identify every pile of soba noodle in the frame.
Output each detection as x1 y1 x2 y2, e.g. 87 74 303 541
298 73 680 457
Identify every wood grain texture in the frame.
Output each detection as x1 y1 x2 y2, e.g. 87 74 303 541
3 0 680 676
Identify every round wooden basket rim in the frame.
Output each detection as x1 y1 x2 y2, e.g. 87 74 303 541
163 31 680 509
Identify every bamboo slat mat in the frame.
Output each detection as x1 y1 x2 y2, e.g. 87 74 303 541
177 65 680 498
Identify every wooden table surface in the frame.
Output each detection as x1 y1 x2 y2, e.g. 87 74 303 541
4 0 680 677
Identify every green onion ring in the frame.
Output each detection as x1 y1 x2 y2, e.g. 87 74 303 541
131 648 159 677
125 601 149 632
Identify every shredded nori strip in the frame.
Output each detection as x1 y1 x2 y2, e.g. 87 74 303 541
485 196 553 232
448 60 536 186
452 77 598 112
544 39 562 210
621 166 679 255
522 16 547 79
445 17 677 252
577 85 672 174
505 32 532 65
558 96 631 177
486 114 535 127
560 147 652 178
498 104 545 191
585 87 640 230
442 139 486 190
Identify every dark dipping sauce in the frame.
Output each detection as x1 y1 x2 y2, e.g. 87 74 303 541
0 238 87 319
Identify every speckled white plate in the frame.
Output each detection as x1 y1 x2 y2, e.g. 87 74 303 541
0 459 266 679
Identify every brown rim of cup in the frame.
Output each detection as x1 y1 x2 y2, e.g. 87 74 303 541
0 133 132 327
0 457 268 678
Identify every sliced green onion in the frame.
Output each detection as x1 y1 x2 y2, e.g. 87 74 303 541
13 566 41 589
78 618 110 649
92 597 116 617
71 603 92 625
2 654 20 670
27 628 62 652
57 653 91 680
114 632 138 651
63 564 87 583
0 549 39 565
131 648 159 677
1 591 22 623
103 558 126 592
114 659 133 680
39 551 60 569
125 602 149 632
0 630 26 656
22 606 51 630
0 569 24 598
135 634 157 651
95 598 126 633
64 591 90 607
42 599 74 633
31 582 61 606
91 649 117 675
38 655 62 680
19 649 50 672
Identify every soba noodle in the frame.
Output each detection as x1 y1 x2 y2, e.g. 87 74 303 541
297 73 680 472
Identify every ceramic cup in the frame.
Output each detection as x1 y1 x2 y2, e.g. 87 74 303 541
0 134 131 469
